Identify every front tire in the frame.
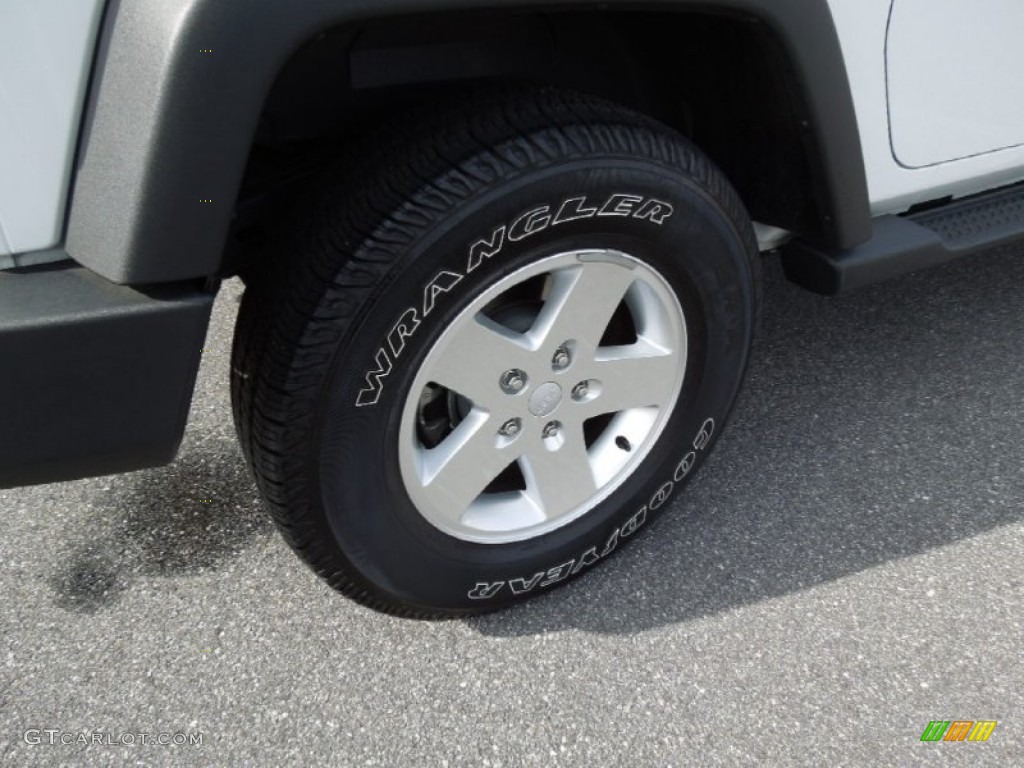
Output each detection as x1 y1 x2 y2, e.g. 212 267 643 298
231 87 760 616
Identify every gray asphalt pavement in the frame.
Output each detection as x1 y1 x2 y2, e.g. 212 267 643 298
2 248 1022 766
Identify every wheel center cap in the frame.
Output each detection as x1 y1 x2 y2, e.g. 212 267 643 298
529 382 563 417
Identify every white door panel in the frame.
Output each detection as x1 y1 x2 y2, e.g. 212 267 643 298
887 0 1024 168
828 0 1024 215
0 0 106 256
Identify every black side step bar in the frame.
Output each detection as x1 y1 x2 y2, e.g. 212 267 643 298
781 183 1024 294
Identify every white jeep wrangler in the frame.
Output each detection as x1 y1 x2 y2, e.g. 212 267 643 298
2 0 1021 615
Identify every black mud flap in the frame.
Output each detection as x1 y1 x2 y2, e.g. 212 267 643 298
0 261 213 488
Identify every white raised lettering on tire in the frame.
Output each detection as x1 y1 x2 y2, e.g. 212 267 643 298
356 192 674 407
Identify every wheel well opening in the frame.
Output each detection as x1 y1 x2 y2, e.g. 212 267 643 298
229 8 820 271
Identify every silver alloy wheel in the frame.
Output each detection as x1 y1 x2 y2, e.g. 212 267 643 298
398 249 688 544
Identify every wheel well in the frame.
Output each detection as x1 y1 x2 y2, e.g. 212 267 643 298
230 9 822 263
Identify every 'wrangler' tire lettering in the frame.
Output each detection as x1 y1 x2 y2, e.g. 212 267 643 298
358 191 676 408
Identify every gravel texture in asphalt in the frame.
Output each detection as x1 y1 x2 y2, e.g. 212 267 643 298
2 249 1022 766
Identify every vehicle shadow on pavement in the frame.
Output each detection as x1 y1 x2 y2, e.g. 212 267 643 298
49 445 270 614
470 246 1024 636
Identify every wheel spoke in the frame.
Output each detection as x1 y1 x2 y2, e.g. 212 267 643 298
530 260 637 357
417 409 518 522
424 314 533 410
585 341 680 415
520 426 598 518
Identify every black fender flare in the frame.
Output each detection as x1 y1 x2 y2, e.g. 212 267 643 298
66 0 871 284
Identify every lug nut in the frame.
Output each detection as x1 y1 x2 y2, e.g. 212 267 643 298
552 345 571 371
571 382 589 400
499 418 522 438
500 369 527 395
542 421 561 439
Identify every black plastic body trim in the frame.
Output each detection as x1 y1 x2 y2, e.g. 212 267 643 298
66 0 871 285
0 262 213 488
781 216 940 294
781 183 1024 294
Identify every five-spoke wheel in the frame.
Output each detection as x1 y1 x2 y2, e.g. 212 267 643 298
399 250 687 543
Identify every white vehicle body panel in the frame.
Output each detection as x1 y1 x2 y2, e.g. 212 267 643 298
887 0 1024 168
828 0 1024 215
0 0 105 257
